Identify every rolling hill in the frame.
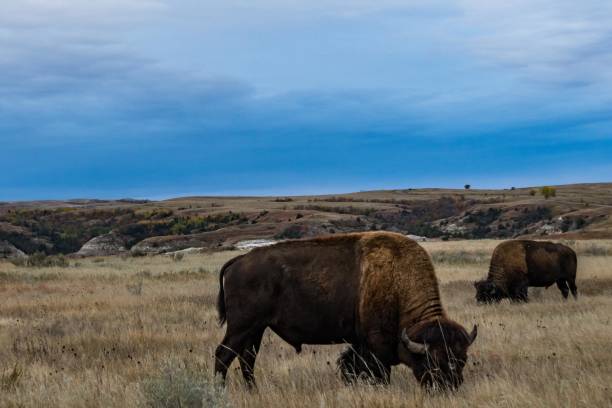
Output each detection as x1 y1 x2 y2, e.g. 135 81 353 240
1 183 611 257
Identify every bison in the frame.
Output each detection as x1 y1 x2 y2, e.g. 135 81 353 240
214 231 477 389
474 239 577 303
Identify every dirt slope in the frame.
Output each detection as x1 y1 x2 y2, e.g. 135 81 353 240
1 183 610 256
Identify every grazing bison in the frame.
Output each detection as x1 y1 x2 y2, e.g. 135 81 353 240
215 232 477 389
474 240 577 303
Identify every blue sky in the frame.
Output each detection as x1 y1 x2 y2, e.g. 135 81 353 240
1 1 612 200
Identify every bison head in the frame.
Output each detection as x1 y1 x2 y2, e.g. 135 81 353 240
474 279 503 303
400 320 477 390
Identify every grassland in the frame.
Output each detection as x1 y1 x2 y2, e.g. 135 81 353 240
1 240 611 407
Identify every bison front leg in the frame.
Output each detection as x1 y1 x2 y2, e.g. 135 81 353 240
337 345 390 385
509 280 529 302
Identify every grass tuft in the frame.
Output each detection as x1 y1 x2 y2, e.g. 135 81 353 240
142 360 227 408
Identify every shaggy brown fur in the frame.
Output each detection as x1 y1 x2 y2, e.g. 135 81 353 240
475 240 578 302
214 231 477 389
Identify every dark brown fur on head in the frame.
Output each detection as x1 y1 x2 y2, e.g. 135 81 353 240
402 319 477 390
474 279 504 303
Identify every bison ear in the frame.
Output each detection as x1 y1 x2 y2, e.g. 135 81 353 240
401 328 428 354
468 325 478 345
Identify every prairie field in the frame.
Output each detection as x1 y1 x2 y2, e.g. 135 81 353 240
1 239 611 407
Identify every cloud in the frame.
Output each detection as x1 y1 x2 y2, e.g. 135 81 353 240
456 1 612 87
2 1 611 139
0 0 165 27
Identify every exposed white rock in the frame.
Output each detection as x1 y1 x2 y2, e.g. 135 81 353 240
75 233 127 257
235 239 278 250
0 240 26 258
441 223 466 234
406 234 428 242
162 247 205 256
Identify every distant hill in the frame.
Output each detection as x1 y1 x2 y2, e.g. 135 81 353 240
1 183 611 256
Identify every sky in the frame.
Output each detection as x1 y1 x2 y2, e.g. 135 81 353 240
1 0 612 200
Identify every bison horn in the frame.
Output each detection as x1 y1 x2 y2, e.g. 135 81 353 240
401 328 428 354
467 325 478 345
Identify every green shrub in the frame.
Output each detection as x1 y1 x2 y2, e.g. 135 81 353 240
293 205 376 216
10 252 69 268
142 361 227 408
540 186 556 199
275 225 305 239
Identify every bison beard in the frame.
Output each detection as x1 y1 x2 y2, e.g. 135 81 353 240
214 231 477 390
337 345 390 384
475 240 578 303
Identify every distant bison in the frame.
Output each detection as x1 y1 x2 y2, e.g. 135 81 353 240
215 232 477 390
474 240 577 302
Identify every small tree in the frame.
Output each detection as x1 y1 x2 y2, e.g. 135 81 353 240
529 189 536 196
540 186 556 199
464 184 471 190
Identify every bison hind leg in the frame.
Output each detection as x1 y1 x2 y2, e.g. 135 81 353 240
337 345 390 385
556 280 570 299
239 328 265 389
215 326 265 387
568 279 578 299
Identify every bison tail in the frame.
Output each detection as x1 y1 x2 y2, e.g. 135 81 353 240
217 266 227 326
216 255 244 326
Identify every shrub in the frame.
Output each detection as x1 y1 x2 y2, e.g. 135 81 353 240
1 364 23 392
275 225 305 240
126 279 143 296
514 206 552 229
529 190 536 196
540 186 556 199
10 252 69 268
293 204 375 216
579 244 610 256
142 361 227 408
430 250 490 265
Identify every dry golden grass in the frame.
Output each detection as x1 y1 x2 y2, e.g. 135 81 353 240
1 240 611 407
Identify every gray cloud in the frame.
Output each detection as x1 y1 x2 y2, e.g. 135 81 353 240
1 0 611 148
456 0 612 87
